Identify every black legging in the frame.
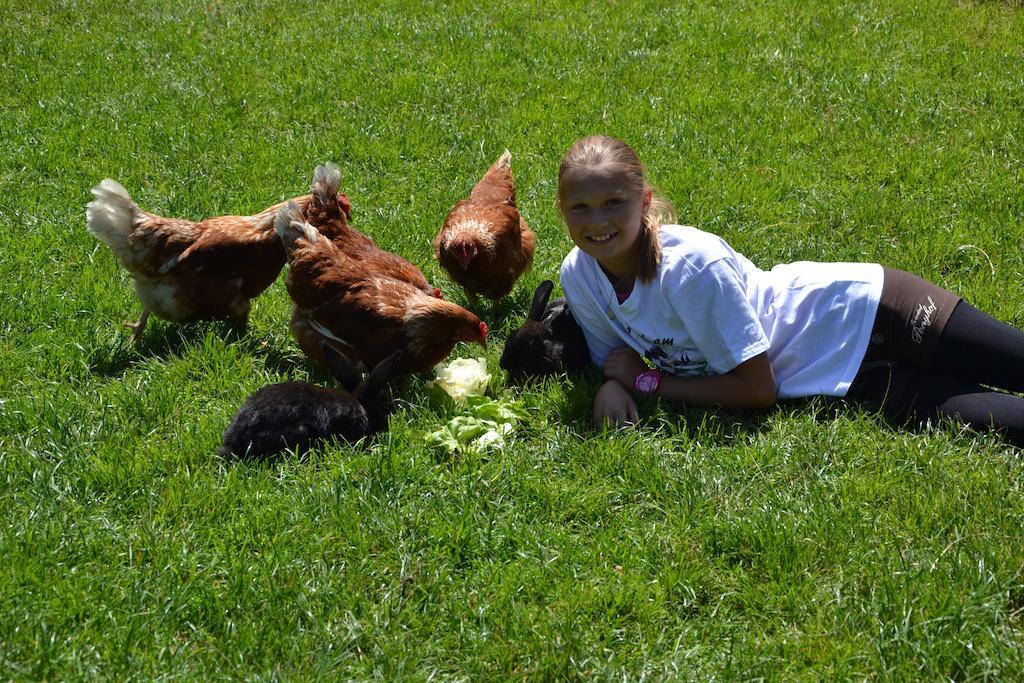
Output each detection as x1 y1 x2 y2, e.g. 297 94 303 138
849 301 1024 447
934 302 1024 393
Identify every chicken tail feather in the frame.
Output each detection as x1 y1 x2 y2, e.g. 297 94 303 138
312 163 342 206
275 200 320 255
468 149 516 205
86 179 138 260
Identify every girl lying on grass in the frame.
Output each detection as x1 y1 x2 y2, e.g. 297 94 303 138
558 135 1024 447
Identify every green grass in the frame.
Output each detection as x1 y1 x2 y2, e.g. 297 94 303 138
3 0 1024 678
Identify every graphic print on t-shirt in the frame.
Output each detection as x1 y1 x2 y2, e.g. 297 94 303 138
645 343 709 376
614 311 711 377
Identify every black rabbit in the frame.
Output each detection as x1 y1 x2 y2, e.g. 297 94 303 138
500 279 591 381
219 342 402 461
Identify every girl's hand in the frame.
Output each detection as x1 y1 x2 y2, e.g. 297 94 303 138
593 379 640 428
602 346 649 389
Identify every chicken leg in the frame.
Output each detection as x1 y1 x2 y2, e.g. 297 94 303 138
124 308 150 344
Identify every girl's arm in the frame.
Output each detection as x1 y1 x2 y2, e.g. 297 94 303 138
603 347 777 410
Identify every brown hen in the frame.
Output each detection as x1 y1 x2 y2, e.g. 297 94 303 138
276 202 486 374
289 163 444 362
86 179 316 342
434 150 536 308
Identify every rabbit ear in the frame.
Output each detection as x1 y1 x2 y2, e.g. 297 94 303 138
364 351 403 390
528 280 554 321
322 340 361 390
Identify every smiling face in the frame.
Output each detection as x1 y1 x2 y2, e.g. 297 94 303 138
558 164 652 279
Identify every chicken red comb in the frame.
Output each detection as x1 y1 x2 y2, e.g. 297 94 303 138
434 288 443 299
477 321 488 349
337 192 352 222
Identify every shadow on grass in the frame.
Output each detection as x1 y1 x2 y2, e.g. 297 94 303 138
238 335 312 379
500 361 918 446
437 281 537 334
85 319 304 378
646 401 776 444
491 284 539 327
646 394 919 445
542 365 779 444
86 322 210 377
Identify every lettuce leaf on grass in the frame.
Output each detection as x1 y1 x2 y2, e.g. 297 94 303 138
426 396 523 455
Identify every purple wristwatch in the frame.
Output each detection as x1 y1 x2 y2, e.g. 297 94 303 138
634 369 663 395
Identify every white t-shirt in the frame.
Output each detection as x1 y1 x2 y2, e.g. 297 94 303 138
560 225 883 398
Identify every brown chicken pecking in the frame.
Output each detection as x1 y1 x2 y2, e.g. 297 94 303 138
86 179 318 342
289 163 444 364
434 150 536 309
276 202 487 374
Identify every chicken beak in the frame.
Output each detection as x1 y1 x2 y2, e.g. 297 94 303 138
455 243 474 270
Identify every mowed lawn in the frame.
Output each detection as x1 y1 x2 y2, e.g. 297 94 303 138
2 0 1024 678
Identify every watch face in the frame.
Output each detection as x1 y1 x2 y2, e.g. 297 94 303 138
635 371 660 394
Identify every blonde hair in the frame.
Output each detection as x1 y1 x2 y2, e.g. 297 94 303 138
558 135 675 283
